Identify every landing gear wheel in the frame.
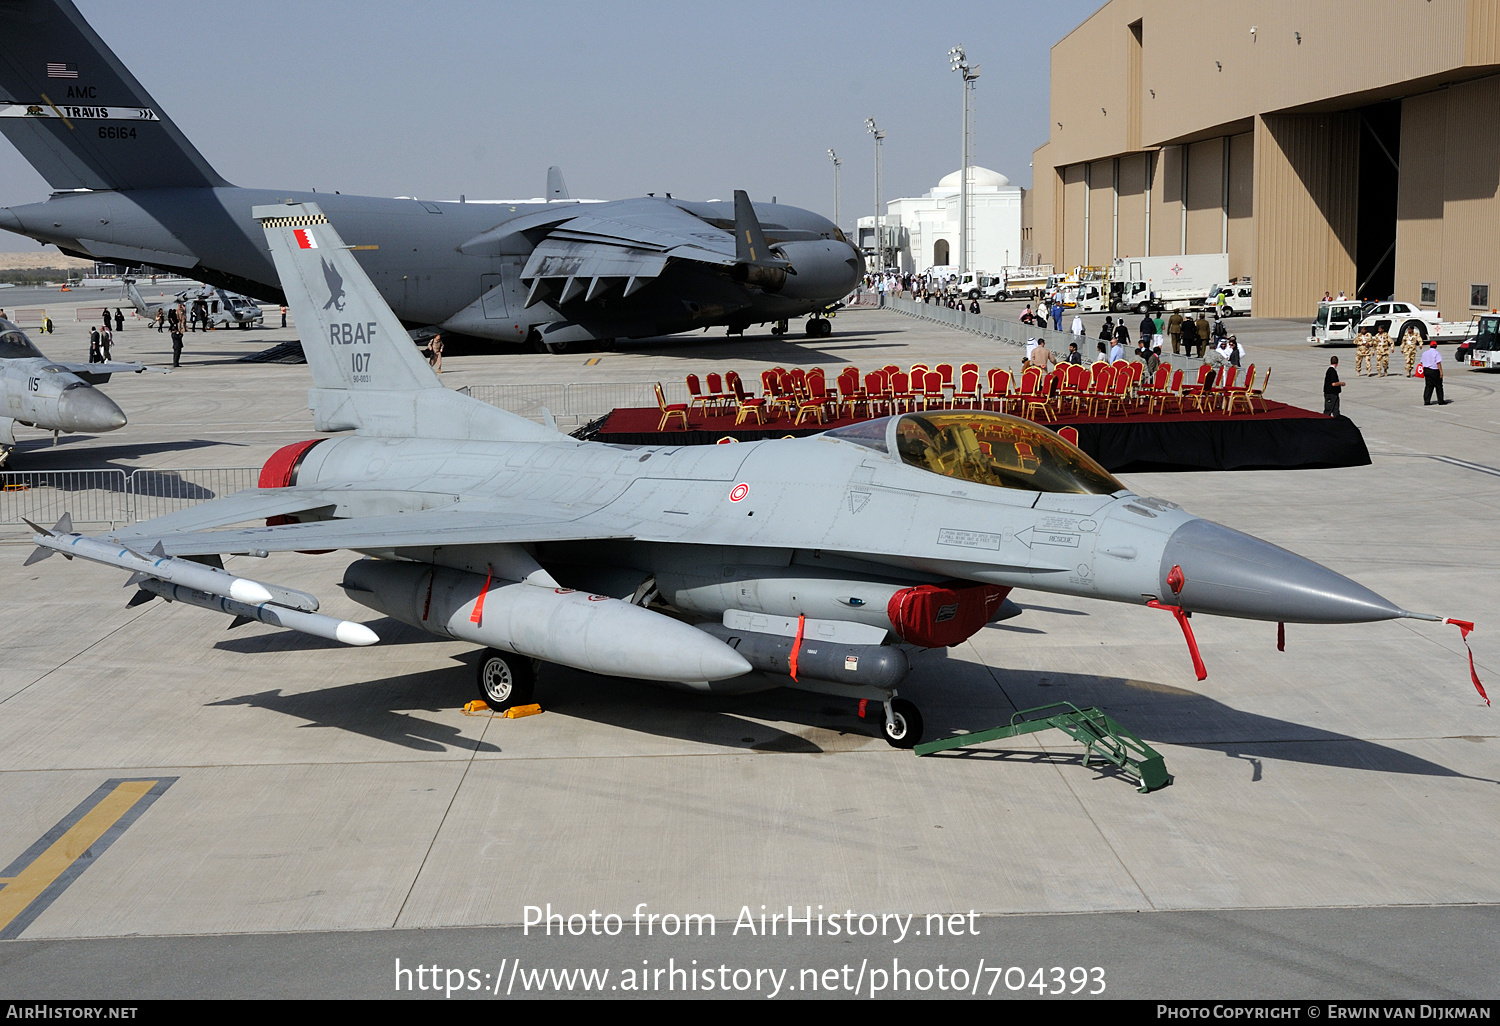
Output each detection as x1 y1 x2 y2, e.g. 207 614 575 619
804 317 832 337
476 648 535 710
882 698 923 749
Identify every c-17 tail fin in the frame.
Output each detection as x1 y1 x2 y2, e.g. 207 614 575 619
254 201 560 442
0 0 227 191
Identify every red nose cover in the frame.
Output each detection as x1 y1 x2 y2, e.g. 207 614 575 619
258 439 322 526
887 582 1012 648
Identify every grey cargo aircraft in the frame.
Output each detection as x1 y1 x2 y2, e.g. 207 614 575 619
0 1 861 351
23 202 1455 747
0 317 140 465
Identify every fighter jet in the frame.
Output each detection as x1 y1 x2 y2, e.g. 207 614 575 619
0 316 139 465
0 1 862 351
23 202 1460 747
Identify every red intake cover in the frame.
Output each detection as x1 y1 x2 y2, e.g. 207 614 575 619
259 439 322 527
887 582 1012 648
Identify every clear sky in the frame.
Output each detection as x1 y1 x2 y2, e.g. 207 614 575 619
0 0 1100 250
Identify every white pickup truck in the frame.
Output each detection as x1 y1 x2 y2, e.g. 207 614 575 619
1310 300 1473 345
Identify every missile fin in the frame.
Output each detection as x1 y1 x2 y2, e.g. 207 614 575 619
126 589 156 608
229 615 253 629
22 546 53 566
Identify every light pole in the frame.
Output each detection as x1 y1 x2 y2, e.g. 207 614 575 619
949 46 980 276
865 118 885 274
827 148 841 237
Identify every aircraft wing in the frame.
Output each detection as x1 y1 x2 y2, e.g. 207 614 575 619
107 489 638 556
54 360 150 376
515 198 738 306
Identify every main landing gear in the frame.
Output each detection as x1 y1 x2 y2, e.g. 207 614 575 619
804 317 832 338
476 648 536 710
769 318 790 336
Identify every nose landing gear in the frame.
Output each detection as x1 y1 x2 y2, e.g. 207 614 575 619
860 694 924 748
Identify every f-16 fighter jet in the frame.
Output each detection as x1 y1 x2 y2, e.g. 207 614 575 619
0 2 861 350
0 317 139 465
24 203 1460 748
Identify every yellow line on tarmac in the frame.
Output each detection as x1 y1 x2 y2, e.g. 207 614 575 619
0 779 155 934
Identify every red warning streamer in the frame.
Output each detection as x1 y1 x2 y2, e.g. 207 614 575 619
788 614 806 682
470 568 494 625
1148 600 1208 681
1445 618 1489 706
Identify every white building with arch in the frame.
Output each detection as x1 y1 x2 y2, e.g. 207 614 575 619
856 166 1025 276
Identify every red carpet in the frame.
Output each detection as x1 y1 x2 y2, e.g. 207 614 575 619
585 401 1368 473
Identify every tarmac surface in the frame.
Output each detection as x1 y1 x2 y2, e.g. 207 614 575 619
0 296 1496 999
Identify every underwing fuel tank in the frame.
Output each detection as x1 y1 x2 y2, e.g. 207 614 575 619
341 559 752 683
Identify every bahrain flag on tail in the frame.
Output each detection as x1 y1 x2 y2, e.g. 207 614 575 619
293 229 317 249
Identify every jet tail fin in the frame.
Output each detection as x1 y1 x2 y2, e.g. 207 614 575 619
123 278 150 318
254 201 560 442
0 0 228 190
546 166 569 201
733 191 780 266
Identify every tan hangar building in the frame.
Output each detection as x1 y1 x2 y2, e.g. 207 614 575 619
1030 0 1500 318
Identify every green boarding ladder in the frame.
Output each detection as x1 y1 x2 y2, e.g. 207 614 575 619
913 701 1173 793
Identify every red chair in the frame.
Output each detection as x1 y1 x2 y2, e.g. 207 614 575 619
794 371 836 424
1018 367 1054 422
890 371 915 413
954 367 981 409
920 370 946 410
983 369 1012 413
728 371 766 425
655 382 689 431
705 372 730 415
935 362 954 388
686 374 712 416
1223 364 1256 415
1056 425 1080 446
864 370 890 416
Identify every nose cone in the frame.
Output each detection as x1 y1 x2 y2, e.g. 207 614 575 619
1160 518 1405 624
0 207 20 233
56 386 127 433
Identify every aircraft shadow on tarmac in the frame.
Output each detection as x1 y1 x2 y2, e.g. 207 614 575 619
203 624 1492 784
7 437 229 473
206 669 501 755
972 667 1498 786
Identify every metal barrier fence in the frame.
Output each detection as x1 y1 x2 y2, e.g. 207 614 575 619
461 381 686 426
885 296 1200 375
0 467 261 526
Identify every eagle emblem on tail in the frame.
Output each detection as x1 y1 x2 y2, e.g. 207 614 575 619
321 258 346 311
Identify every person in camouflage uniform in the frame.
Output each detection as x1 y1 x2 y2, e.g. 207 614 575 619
1401 328 1421 377
1374 330 1393 376
1354 330 1372 376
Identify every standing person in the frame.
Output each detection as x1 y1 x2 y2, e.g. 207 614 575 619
1167 310 1184 355
153 307 164 332
1354 330 1372 376
176 301 187 337
280 305 288 328
1020 304 1034 325
1421 341 1448 405
170 319 184 368
1071 312 1084 337
1113 319 1131 352
1401 327 1421 377
1179 317 1198 360
1066 341 1083 365
1139 311 1156 350
1031 339 1057 373
88 325 101 363
1144 344 1161 379
1323 356 1345 416
1099 315 1114 343
99 324 112 361
101 308 110 332
1193 313 1211 358
1374 330 1393 377
425 333 445 373
1094 341 1109 364
113 307 124 333
1050 300 1063 331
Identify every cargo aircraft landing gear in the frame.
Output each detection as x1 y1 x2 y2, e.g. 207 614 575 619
804 317 832 337
476 648 536 710
769 318 790 336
